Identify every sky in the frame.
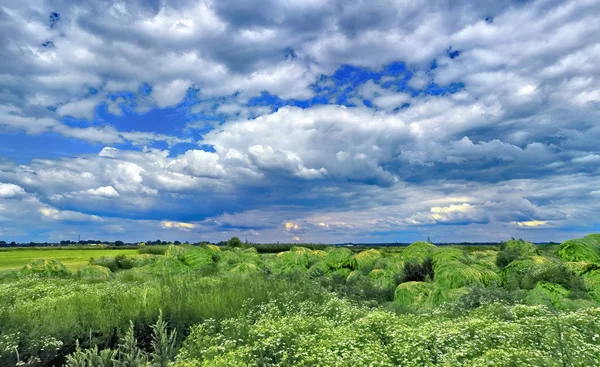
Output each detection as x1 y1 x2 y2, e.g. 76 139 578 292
0 0 599 244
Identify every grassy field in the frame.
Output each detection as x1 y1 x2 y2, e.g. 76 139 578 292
1 237 600 366
0 247 140 270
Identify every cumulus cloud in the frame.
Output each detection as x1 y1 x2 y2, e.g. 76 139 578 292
1 0 600 242
0 183 25 198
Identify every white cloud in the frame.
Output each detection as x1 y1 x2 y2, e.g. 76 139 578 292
85 186 120 198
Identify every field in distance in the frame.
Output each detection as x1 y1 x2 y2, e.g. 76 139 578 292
0 247 140 270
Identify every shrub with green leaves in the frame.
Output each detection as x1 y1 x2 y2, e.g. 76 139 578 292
77 265 112 282
20 259 71 277
180 247 215 269
351 249 382 270
174 295 600 366
434 261 499 289
401 257 434 283
394 281 435 308
324 247 354 270
558 238 600 263
504 239 537 256
401 241 436 262
431 247 464 266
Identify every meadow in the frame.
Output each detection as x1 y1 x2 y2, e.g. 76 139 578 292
0 248 140 271
1 235 600 366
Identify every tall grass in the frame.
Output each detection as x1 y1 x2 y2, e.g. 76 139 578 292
0 273 324 366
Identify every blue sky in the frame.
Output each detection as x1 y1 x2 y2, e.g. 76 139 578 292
1 0 600 243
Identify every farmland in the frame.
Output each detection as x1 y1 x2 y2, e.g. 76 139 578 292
1 236 600 366
0 248 141 271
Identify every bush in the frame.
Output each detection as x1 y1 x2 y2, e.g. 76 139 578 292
558 238 600 263
20 259 71 277
90 256 118 272
401 257 434 283
434 261 499 289
226 237 243 248
324 247 354 270
457 285 516 310
496 247 521 269
401 241 436 262
115 254 136 270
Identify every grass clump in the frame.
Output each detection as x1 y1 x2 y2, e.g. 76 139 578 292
394 281 435 308
77 265 112 282
434 261 499 289
20 259 71 277
324 247 354 270
431 247 464 266
557 237 600 263
401 241 436 262
504 239 537 256
351 249 382 270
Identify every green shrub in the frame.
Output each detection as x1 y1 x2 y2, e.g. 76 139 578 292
115 254 136 270
457 285 516 309
431 247 464 266
495 247 521 269
503 239 537 256
90 256 118 272
20 259 71 277
352 249 382 270
401 241 436 262
393 281 435 308
324 247 354 270
434 261 499 289
557 238 600 263
180 248 215 269
77 265 112 282
401 257 434 283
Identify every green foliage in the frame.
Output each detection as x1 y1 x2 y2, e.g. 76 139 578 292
66 341 117 367
20 259 71 277
138 246 170 255
401 257 434 283
431 247 463 266
557 238 600 263
4 236 600 366
401 241 436 262
504 239 537 256
351 249 382 270
502 256 588 297
495 247 522 269
583 270 600 302
324 247 354 270
226 237 243 248
394 281 435 308
77 265 113 282
150 310 177 367
180 248 215 269
175 295 600 366
457 285 516 310
115 321 147 367
434 261 499 289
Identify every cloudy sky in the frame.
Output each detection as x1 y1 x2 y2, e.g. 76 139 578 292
1 0 599 243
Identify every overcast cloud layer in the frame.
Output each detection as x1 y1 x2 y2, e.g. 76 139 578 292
1 0 599 243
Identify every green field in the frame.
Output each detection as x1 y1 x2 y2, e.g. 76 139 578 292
0 248 140 270
1 236 600 366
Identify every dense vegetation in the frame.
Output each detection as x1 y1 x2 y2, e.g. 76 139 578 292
1 235 600 366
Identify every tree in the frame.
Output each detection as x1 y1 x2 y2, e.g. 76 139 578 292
226 237 242 248
114 240 125 246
